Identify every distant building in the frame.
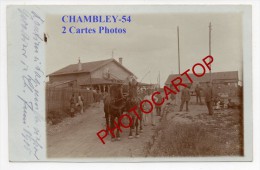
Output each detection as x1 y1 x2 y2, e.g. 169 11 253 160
165 71 240 97
47 58 135 92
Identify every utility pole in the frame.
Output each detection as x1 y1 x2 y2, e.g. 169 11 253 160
177 26 180 75
159 71 160 88
157 71 160 89
176 26 181 105
209 22 212 83
112 49 114 58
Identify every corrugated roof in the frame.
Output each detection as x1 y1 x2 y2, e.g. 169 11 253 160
165 71 238 85
48 58 134 76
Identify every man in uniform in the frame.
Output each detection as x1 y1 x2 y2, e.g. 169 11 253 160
204 82 214 115
179 86 191 112
155 89 163 116
195 84 202 104
143 90 156 126
70 93 76 117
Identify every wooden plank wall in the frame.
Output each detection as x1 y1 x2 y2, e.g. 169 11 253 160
46 87 94 115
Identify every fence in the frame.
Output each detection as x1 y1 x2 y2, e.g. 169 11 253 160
46 87 94 123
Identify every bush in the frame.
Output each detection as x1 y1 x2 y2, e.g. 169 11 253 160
150 122 223 156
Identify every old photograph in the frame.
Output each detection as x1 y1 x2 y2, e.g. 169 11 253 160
44 6 247 159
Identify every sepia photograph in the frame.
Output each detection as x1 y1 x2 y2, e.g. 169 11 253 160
44 6 247 159
3 0 260 169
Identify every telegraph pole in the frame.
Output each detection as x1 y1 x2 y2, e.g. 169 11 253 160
158 71 161 89
209 22 212 83
177 26 180 75
176 26 181 105
112 49 114 58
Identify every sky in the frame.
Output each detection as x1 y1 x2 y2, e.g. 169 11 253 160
45 7 243 86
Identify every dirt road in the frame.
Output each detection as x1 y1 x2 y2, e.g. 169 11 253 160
47 97 243 158
47 102 160 158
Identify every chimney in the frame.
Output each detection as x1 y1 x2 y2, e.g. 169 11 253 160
78 57 82 71
119 57 123 65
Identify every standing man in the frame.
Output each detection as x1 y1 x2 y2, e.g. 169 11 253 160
96 90 101 106
92 88 97 107
204 82 214 115
155 89 163 116
78 93 84 114
179 86 191 112
195 84 202 104
143 90 156 126
70 93 76 117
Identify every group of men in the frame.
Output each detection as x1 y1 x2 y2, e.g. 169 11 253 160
179 82 214 115
68 81 214 123
136 81 214 128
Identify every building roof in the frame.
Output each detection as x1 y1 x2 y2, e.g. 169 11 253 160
48 58 135 77
165 71 239 85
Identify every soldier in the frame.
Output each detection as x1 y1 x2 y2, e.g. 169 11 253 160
195 84 202 104
143 90 156 126
70 93 76 117
179 86 191 112
204 82 214 115
155 89 163 116
78 93 84 114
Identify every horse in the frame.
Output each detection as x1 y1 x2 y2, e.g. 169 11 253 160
103 84 126 141
125 80 143 139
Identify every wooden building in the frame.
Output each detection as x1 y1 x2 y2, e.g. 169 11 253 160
165 71 240 97
47 58 135 92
